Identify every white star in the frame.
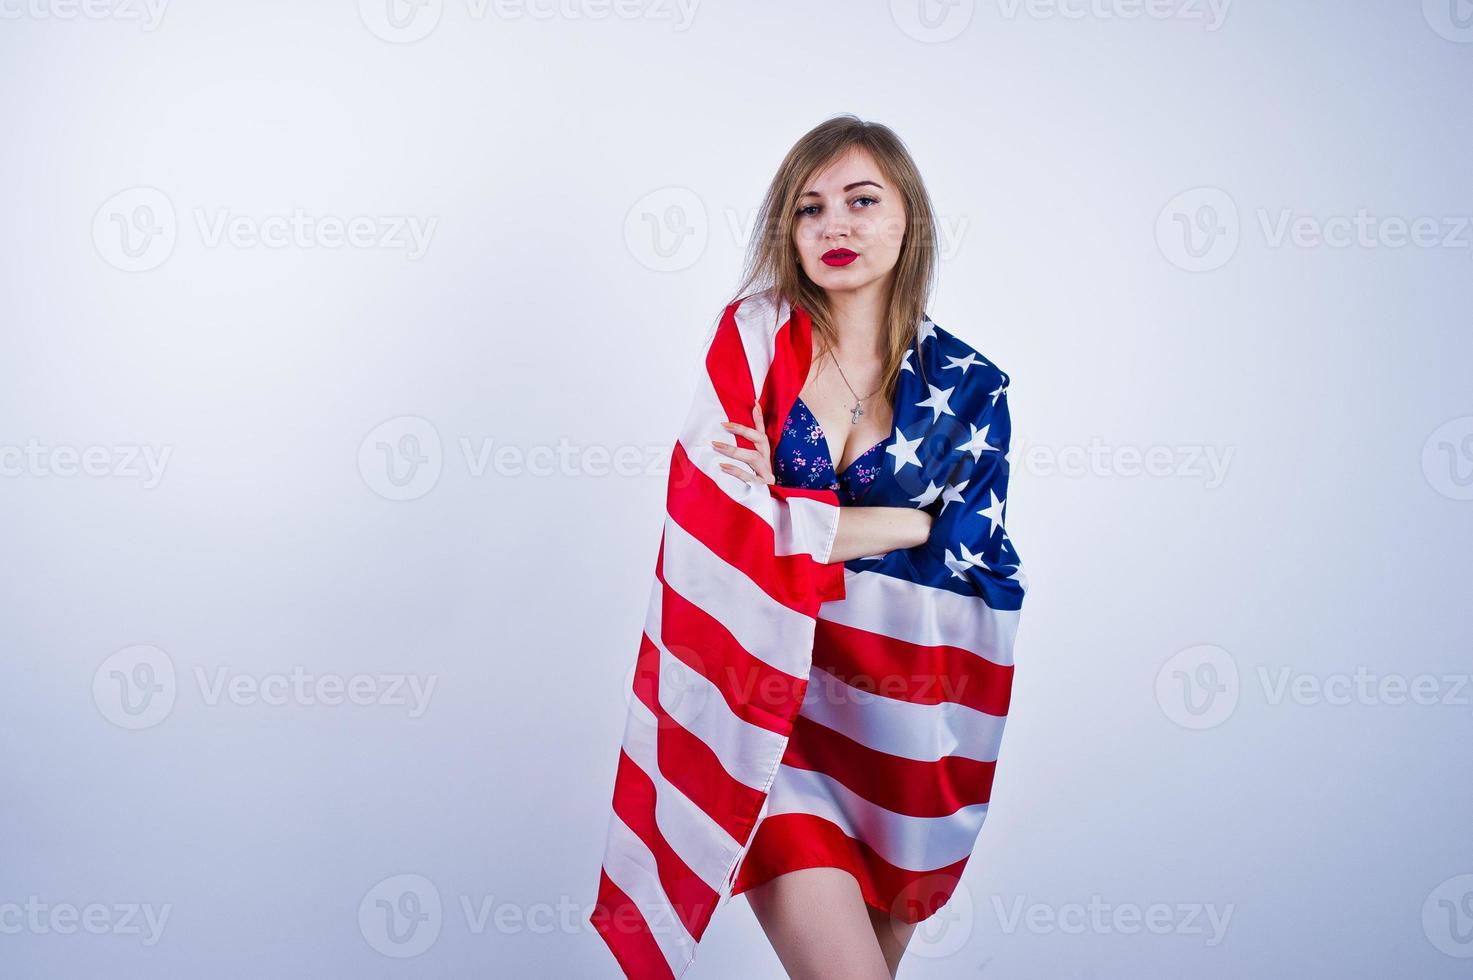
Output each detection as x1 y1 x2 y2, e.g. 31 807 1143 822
900 348 915 374
942 548 973 580
885 427 924 473
957 423 1000 463
959 541 991 568
917 317 937 346
943 352 986 374
976 489 1005 538
988 382 1006 406
945 542 995 580
938 478 968 515
909 480 943 508
915 383 956 423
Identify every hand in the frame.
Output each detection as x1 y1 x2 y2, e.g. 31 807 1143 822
711 402 775 486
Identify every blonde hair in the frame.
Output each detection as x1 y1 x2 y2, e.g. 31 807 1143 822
729 113 938 401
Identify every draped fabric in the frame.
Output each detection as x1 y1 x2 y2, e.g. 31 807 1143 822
589 287 1026 978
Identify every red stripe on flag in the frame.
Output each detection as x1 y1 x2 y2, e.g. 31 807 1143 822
652 545 808 735
813 618 1013 717
590 868 679 980
728 812 971 925
608 746 721 941
667 441 844 615
780 713 998 817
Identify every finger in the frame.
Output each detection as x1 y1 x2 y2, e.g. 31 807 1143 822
711 439 757 460
719 420 760 442
718 462 757 484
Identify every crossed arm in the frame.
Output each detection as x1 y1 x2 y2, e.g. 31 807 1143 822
711 405 932 564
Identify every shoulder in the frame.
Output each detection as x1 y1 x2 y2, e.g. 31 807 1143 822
918 315 1011 399
725 285 788 330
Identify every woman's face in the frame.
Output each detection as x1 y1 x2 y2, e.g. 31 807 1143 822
791 146 907 295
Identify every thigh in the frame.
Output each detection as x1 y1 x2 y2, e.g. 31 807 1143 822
743 867 891 980
865 904 919 978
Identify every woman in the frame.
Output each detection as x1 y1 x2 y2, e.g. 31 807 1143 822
590 115 1026 980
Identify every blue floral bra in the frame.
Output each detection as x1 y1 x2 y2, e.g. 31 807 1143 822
772 396 889 505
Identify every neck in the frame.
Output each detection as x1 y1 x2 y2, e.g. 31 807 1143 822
822 277 891 360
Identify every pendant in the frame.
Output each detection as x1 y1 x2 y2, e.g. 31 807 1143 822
850 403 864 424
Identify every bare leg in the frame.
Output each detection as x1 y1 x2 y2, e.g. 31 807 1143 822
743 867 892 980
865 904 919 978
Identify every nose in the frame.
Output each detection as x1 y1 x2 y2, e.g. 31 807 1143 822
823 214 850 242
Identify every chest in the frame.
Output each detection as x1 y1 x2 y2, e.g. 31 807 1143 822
798 366 893 474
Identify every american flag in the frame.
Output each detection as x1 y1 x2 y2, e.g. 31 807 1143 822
589 287 1026 978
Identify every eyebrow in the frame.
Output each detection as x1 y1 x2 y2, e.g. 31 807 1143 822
799 180 885 198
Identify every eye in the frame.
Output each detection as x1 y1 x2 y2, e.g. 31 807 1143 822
797 204 820 217
853 195 879 208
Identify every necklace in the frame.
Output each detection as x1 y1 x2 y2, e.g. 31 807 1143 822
826 350 882 424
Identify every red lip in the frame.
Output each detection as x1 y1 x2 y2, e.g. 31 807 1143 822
821 248 858 267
